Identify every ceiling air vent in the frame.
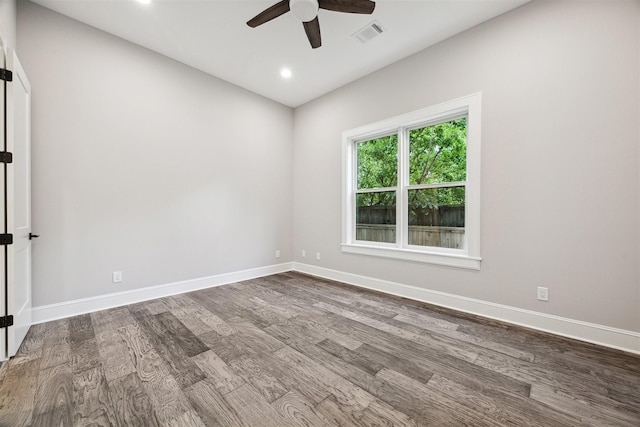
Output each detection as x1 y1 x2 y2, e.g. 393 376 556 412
353 20 384 43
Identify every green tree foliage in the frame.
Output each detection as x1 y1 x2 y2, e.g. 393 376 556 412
356 118 467 226
357 134 397 207
409 118 466 219
409 118 467 186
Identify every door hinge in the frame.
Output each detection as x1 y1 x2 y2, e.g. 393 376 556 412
0 234 13 245
0 315 13 328
0 68 12 82
0 68 13 82
0 152 12 164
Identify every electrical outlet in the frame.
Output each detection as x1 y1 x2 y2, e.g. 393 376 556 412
301 249 306 257
316 252 321 260
112 271 123 283
275 250 281 258
537 286 549 301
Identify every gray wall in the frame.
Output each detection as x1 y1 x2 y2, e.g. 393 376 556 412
18 1 294 306
293 0 640 332
0 0 15 50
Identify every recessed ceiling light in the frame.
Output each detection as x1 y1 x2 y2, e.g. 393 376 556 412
280 68 292 79
137 0 151 5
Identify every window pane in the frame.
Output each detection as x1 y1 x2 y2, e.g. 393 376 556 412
409 118 466 185
356 191 396 243
408 187 465 249
357 135 398 189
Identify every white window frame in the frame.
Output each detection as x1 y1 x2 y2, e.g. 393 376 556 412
341 93 481 270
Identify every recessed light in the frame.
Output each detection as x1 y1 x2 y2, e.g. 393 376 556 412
137 0 151 5
280 68 292 79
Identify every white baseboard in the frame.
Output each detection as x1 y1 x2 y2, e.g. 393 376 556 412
31 261 640 356
293 263 640 356
31 262 294 324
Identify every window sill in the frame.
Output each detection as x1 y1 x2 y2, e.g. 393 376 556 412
341 243 481 270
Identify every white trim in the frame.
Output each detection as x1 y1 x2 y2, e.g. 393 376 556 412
341 93 481 270
341 244 481 270
30 261 640 355
293 262 640 355
31 263 294 324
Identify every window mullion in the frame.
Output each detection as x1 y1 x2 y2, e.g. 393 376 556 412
398 127 408 249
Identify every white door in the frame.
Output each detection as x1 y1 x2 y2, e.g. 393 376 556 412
0 46 32 361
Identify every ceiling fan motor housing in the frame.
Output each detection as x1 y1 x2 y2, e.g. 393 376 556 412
290 0 319 22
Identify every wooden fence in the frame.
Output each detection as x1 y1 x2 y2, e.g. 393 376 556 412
356 224 465 249
357 205 465 227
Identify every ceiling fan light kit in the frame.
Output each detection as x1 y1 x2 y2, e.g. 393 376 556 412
247 0 376 49
290 0 319 22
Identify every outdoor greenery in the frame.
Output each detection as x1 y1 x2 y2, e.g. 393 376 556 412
356 118 467 226
357 134 398 190
409 118 467 186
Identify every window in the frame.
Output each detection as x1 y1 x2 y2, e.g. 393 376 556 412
342 93 481 270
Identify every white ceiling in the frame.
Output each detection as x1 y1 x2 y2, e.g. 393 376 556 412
30 0 531 107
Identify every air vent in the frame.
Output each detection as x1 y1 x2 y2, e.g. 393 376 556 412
353 20 384 43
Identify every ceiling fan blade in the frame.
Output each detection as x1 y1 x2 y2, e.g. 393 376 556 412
247 0 291 28
303 17 322 49
318 0 376 14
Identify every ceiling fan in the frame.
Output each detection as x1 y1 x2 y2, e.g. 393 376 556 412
247 0 376 49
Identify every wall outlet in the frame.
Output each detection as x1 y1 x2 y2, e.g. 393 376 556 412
112 271 123 283
316 252 321 260
301 249 306 257
275 250 281 258
537 286 549 301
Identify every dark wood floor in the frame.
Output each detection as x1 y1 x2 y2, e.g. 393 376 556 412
0 272 639 426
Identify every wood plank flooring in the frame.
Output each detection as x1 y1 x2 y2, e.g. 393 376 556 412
1 272 639 426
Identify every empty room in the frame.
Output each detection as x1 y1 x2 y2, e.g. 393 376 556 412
0 0 639 425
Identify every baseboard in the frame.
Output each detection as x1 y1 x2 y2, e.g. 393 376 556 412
293 263 640 356
31 261 640 356
31 262 294 324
